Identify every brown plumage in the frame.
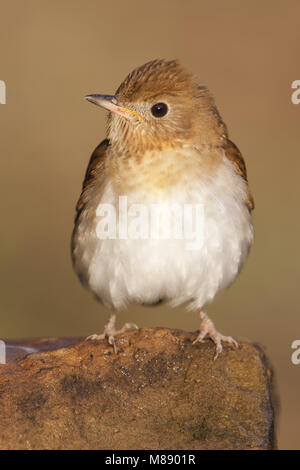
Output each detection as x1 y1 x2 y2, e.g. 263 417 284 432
72 59 254 358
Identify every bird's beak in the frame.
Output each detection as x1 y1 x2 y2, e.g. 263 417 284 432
84 94 144 121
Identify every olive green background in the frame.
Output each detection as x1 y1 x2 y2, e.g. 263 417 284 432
0 0 299 449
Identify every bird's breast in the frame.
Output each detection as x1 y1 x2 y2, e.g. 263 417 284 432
72 148 253 310
106 145 223 195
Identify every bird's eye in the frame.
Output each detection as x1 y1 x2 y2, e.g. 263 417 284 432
151 102 168 118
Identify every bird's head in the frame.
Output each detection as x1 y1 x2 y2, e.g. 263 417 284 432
85 59 227 155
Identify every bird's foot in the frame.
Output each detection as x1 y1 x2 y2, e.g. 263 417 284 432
193 311 239 360
86 315 138 353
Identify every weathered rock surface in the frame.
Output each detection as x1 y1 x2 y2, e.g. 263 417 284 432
0 328 276 449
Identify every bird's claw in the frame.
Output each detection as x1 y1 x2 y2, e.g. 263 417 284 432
193 312 239 360
86 320 138 353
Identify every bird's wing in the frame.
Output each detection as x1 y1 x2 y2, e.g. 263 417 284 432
74 138 110 227
224 139 254 211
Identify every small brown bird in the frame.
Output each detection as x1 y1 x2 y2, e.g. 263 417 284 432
72 59 254 359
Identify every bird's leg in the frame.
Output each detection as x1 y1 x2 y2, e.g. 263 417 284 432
86 312 138 353
193 310 239 360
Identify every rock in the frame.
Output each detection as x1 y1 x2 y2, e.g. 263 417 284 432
0 328 276 449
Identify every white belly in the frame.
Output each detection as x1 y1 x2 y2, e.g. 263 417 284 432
73 157 253 311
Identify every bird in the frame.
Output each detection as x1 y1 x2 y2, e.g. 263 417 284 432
72 59 254 359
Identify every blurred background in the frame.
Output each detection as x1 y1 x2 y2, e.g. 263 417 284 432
0 0 299 449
